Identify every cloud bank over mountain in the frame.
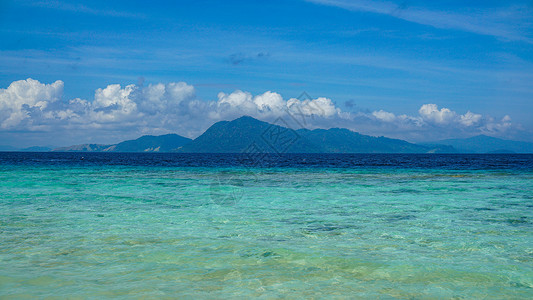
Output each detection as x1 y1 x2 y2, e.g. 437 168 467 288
0 78 521 147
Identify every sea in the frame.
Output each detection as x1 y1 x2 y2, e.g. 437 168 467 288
1 152 532 299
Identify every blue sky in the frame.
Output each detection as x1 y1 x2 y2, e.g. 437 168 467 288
1 0 532 147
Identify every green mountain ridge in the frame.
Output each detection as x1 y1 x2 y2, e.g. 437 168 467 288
434 135 533 153
7 116 533 153
53 134 192 152
0 145 54 152
112 134 192 152
297 127 440 153
177 116 451 153
53 144 115 152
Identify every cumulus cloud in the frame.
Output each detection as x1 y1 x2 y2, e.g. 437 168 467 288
372 110 396 122
459 111 482 127
0 79 342 145
212 90 338 121
390 104 489 129
419 104 456 125
363 104 514 141
287 97 338 118
0 78 63 129
0 78 522 146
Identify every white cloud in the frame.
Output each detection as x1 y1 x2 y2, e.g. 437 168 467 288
253 91 285 112
0 79 343 145
459 111 482 126
418 103 456 125
214 90 338 121
287 97 338 118
362 103 515 141
217 90 256 114
368 103 489 132
372 110 396 122
0 78 522 146
137 82 195 115
92 84 140 123
0 78 63 129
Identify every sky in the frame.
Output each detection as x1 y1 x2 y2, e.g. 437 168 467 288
1 0 533 147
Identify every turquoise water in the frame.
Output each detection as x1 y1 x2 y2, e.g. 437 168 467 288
1 155 532 298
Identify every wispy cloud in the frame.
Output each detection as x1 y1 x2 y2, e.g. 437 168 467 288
306 0 533 43
23 0 145 19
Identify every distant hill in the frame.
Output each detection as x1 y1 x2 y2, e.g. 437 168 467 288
54 144 114 152
111 134 192 152
0 145 53 152
38 118 533 154
54 134 191 152
177 116 451 153
20 146 53 152
297 127 451 153
436 135 533 153
0 145 19 151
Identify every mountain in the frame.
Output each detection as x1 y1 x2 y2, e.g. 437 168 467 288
297 128 447 153
436 135 533 153
176 116 319 153
54 134 191 152
111 134 192 152
20 146 53 152
54 144 114 152
53 117 533 154
0 145 54 152
177 116 449 153
0 145 20 151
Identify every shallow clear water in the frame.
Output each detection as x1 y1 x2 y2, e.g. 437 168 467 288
1 153 532 298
